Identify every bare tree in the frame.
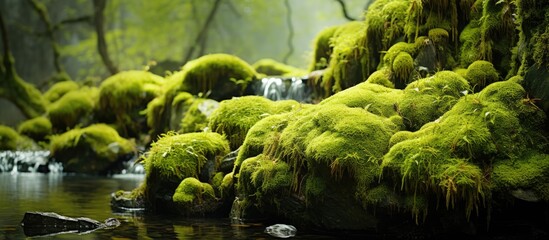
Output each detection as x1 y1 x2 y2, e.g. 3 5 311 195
334 0 357 21
183 0 222 63
93 0 118 75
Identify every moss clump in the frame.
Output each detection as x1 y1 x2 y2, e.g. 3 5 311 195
43 80 79 103
47 87 98 131
464 60 500 91
0 125 19 150
172 177 218 216
399 71 470 130
392 52 415 87
168 53 258 101
309 25 340 71
459 21 482 67
252 58 308 77
321 21 367 96
98 70 165 137
428 28 450 46
17 116 52 142
143 132 229 203
493 152 549 201
365 68 394 88
208 96 300 149
180 98 219 133
49 124 135 174
382 80 548 219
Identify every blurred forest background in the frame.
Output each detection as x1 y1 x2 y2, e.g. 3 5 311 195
0 0 371 126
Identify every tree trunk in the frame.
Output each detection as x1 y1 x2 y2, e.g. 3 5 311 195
93 0 118 75
183 0 222 63
282 0 294 64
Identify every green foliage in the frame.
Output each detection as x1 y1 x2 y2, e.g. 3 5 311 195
17 116 52 142
98 70 165 137
143 132 229 199
253 58 308 77
43 80 79 103
0 125 19 150
464 60 500 90
208 96 300 149
49 124 135 173
399 71 470 130
47 87 98 131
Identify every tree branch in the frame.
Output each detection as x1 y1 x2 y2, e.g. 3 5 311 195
53 15 93 31
28 0 64 73
93 0 118 75
334 0 356 21
282 0 294 64
183 0 222 63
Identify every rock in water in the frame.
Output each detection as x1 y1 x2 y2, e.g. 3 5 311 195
20 212 120 237
265 224 297 238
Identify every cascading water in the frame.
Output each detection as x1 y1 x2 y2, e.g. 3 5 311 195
254 76 311 102
0 151 52 174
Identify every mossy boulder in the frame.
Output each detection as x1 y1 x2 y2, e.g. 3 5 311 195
47 87 98 132
209 96 301 150
365 68 394 88
142 132 229 210
172 177 218 216
382 80 548 219
399 71 470 130
180 98 219 133
17 116 52 142
464 60 500 91
309 25 339 71
0 125 19 150
252 58 308 77
168 53 258 101
49 124 136 174
43 81 79 103
98 70 165 138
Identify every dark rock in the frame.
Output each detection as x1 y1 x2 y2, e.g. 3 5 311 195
219 147 239 173
20 211 120 237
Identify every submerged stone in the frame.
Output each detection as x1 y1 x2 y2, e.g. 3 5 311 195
21 212 120 237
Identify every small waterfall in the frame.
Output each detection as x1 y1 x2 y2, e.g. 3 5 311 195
0 151 50 174
254 76 311 102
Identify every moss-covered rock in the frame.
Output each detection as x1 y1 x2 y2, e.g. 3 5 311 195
49 124 136 174
98 70 165 138
252 58 308 77
464 60 500 91
142 132 229 209
180 98 219 133
382 80 548 219
399 71 470 130
209 96 300 150
47 87 98 132
17 116 52 142
172 177 218 216
43 80 79 103
309 25 339 71
365 68 394 88
0 125 19 150
168 53 258 101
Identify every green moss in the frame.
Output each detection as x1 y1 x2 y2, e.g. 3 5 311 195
392 52 415 86
17 116 52 141
252 58 308 77
143 132 229 200
49 124 135 174
169 53 257 101
383 42 419 67
47 87 98 131
172 177 218 215
428 28 450 45
219 172 234 198
180 98 219 133
321 21 368 95
43 80 79 103
382 80 548 219
98 70 165 137
309 25 340 71
459 21 482 67
211 172 224 189
209 96 300 149
0 125 19 150
365 68 394 88
465 60 500 90
399 71 470 130
493 152 549 201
